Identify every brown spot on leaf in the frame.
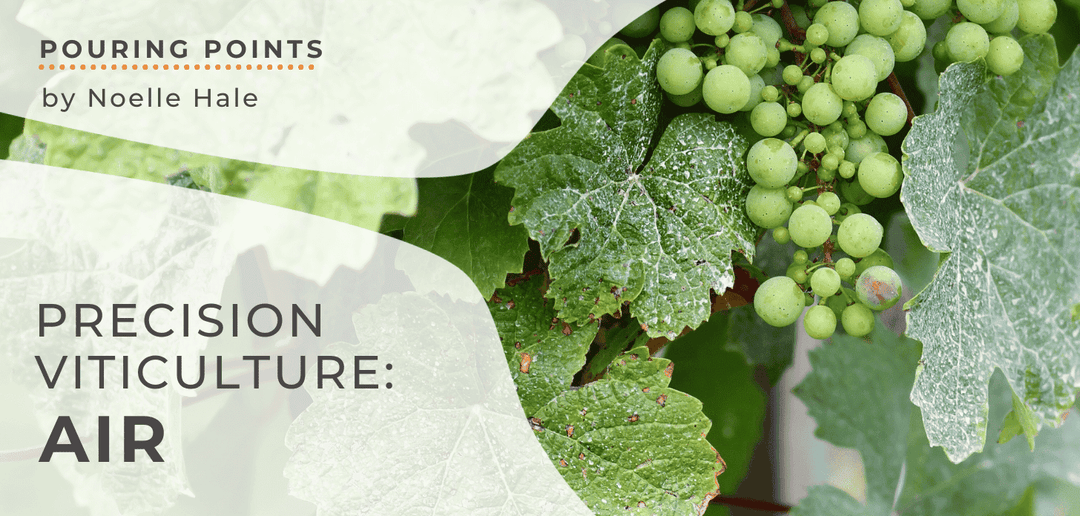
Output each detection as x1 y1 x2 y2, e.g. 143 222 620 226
657 394 668 407
519 353 532 374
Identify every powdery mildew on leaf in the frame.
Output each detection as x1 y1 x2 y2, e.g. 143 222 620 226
406 167 530 298
901 35 1080 463
496 42 757 338
489 276 598 415
532 346 724 515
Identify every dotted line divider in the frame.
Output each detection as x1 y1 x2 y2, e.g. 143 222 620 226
39 64 316 71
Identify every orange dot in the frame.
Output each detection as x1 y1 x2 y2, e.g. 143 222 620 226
184 64 190 70
80 64 86 70
142 64 147 70
257 64 262 70
38 64 44 70
277 64 283 70
49 64 55 70
213 64 218 70
174 64 180 70
59 64 65 70
111 64 117 70
246 64 252 70
287 64 293 70
308 64 314 70
225 64 230 70
153 64 158 70
122 64 128 70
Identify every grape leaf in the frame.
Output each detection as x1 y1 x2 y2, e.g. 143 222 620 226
793 324 920 512
900 34 1080 462
495 42 758 339
20 120 417 231
489 276 599 415
789 486 872 516
665 333 766 497
533 346 724 515
406 166 530 298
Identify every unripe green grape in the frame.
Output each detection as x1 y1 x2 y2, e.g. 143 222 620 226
752 14 784 47
787 101 803 117
837 213 884 258
754 276 806 327
674 41 692 50
802 83 844 126
911 0 952 19
772 0 784 8
823 124 850 153
987 36 1024 76
773 227 791 244
716 34 731 48
790 4 812 28
857 152 903 198
733 11 754 33
760 63 783 86
846 119 867 139
747 138 798 187
740 73 767 112
901 0 916 7
818 167 836 182
843 101 858 118
751 102 789 137
620 7 661 37
946 22 990 62
845 34 896 82
727 33 769 75
816 1 860 47
787 185 804 202
1016 0 1056 34
762 85 780 102
805 293 816 306
797 75 816 93
932 40 951 63
888 11 927 62
841 178 876 205
668 83 704 107
854 248 894 277
783 65 803 85
855 265 903 310
695 0 737 35
658 48 704 95
826 292 849 317
793 250 809 265
810 0 828 7
822 153 840 171
766 47 781 67
835 257 856 278
704 57 719 70
807 23 830 46
788 204 833 248
746 185 793 228
846 132 888 164
839 160 857 178
792 268 808 283
804 305 838 339
811 267 841 298
842 303 875 336
984 0 1019 33
782 125 798 139
703 65 751 113
810 48 827 64
817 191 841 215
957 0 1004 24
865 93 907 136
859 0 904 36
660 7 697 43
805 132 827 154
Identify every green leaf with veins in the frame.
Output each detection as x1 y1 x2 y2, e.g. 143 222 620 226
19 119 417 231
533 346 724 515
900 34 1080 463
495 41 758 339
406 166 530 298
489 276 598 416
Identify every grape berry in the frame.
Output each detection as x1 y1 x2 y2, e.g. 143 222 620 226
643 0 1055 340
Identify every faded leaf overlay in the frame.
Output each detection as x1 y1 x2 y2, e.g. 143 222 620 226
489 276 598 416
284 292 591 516
496 42 758 339
11 120 417 232
792 327 1080 516
900 34 1080 462
406 166 530 298
532 346 724 515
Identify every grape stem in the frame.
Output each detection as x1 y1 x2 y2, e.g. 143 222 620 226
886 72 916 123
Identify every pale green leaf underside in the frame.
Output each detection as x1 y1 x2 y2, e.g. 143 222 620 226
533 347 723 515
489 276 598 415
404 167 530 297
16 120 417 231
496 42 757 339
900 35 1080 463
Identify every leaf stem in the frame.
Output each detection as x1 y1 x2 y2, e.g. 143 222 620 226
886 72 916 123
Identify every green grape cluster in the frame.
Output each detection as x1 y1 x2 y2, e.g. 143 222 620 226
620 0 1058 340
